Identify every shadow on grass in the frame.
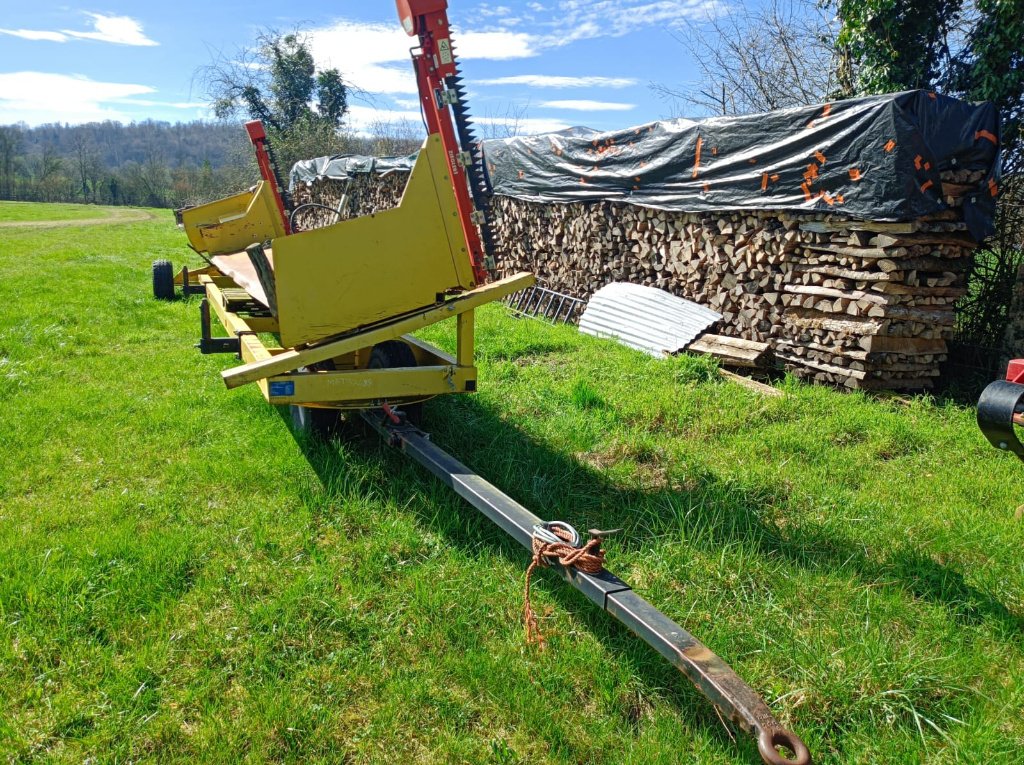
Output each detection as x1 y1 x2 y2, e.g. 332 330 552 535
275 376 1020 759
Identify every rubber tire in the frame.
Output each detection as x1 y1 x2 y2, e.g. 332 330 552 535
290 404 341 439
368 340 423 426
289 360 340 439
152 259 175 300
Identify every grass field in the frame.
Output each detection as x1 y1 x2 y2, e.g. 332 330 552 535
0 201 119 223
0 203 1022 763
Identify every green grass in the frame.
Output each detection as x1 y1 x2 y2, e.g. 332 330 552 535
0 201 120 223
1 203 1022 763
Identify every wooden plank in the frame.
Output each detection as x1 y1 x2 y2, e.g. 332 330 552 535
718 369 783 397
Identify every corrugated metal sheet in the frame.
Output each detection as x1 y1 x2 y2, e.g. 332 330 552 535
579 283 721 357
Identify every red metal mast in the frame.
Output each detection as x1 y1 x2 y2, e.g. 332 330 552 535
245 120 292 236
397 0 491 285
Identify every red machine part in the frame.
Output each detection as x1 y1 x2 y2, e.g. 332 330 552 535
1006 359 1024 384
397 0 489 286
245 120 291 236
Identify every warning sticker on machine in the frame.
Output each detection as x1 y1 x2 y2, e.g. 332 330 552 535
438 38 453 65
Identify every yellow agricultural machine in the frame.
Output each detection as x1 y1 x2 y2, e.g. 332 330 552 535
153 2 810 762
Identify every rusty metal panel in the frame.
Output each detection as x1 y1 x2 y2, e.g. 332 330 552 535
579 282 721 357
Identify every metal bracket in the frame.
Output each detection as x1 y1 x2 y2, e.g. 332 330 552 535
180 266 206 297
197 298 241 355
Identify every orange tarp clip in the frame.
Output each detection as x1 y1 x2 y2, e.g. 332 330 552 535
803 163 819 183
711 146 719 156
702 183 710 193
884 139 896 153
814 150 827 165
989 179 999 197
914 155 924 170
760 172 768 191
849 168 862 181
800 182 813 201
920 179 934 193
806 103 832 129
692 136 703 179
975 130 998 145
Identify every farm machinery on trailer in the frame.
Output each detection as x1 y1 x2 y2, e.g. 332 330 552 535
152 2 810 762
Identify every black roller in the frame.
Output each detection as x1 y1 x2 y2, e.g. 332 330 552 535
977 379 1024 459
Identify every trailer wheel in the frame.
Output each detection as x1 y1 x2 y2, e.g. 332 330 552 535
152 259 175 300
290 404 341 439
290 360 340 439
369 340 423 426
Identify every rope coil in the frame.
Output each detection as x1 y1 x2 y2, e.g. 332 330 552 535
524 521 606 646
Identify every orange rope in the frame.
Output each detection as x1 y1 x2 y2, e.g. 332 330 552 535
523 525 605 647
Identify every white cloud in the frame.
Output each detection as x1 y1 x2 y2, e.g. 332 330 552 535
0 72 155 124
476 114 572 134
295 4 725 95
0 13 158 47
344 104 570 137
307 20 537 95
121 99 210 110
307 21 418 94
392 98 421 109
0 29 68 42
540 99 636 111
541 1 723 45
454 30 536 59
477 75 638 88
63 13 158 46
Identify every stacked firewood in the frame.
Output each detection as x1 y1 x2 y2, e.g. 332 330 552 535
290 172 408 230
295 167 984 389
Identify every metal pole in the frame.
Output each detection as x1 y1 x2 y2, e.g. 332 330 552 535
363 413 810 765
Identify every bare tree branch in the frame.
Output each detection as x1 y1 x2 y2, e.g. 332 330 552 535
654 0 840 117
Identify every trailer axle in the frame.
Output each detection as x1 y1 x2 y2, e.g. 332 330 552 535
362 410 810 765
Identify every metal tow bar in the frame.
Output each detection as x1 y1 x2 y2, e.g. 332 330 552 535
363 412 811 765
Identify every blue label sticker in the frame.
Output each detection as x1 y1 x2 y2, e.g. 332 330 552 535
269 381 295 397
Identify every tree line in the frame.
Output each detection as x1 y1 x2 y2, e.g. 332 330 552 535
0 120 259 209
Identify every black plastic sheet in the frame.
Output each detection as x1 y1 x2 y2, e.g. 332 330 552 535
288 90 1001 240
483 90 1001 239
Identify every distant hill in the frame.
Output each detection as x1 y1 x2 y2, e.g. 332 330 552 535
10 120 244 170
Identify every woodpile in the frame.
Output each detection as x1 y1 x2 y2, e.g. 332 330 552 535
290 172 408 230
294 167 985 390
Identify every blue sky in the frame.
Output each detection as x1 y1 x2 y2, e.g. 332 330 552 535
0 1 727 135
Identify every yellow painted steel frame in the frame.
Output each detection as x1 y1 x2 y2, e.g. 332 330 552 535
200 272 535 411
180 180 287 257
173 264 217 287
270 133 478 348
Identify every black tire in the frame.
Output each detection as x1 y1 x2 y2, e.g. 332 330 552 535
289 360 340 439
289 404 341 439
368 340 423 426
152 259 174 300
